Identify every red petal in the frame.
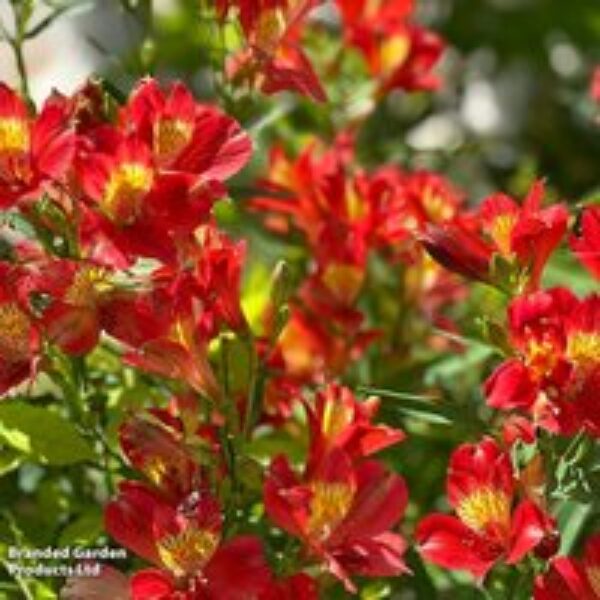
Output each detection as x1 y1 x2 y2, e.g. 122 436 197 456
130 569 175 600
484 359 538 411
507 500 554 564
332 461 407 542
416 514 499 581
204 536 272 600
534 557 595 600
104 481 162 566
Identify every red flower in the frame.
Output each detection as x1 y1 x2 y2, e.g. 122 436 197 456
0 263 39 395
419 217 493 283
480 181 568 290
417 437 557 581
305 382 405 475
0 83 75 209
224 1 326 101
105 482 272 599
276 277 378 381
264 449 409 591
534 532 600 599
421 181 568 291
121 79 252 179
122 314 222 401
119 412 202 502
336 0 444 94
24 259 113 355
192 225 247 332
484 288 600 436
571 206 600 280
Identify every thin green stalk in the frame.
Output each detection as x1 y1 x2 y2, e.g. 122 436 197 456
7 0 32 102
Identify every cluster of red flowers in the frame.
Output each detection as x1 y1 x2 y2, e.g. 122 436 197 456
419 182 600 438
249 134 466 418
218 0 444 101
1 8 598 596
61 383 408 597
0 78 251 397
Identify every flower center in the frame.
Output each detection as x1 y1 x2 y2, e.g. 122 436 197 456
566 332 600 371
65 266 111 306
379 34 411 75
490 214 517 257
525 338 560 381
306 481 354 541
322 263 364 305
345 183 366 221
157 527 219 578
456 487 511 534
254 8 285 53
0 118 29 156
103 163 154 224
321 399 353 444
423 188 455 223
0 302 32 360
154 118 192 163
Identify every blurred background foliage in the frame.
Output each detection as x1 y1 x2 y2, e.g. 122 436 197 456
0 1 598 598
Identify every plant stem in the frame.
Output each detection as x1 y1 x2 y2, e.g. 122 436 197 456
8 0 32 102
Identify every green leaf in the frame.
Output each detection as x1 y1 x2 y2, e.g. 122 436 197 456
0 448 23 476
59 510 103 546
358 386 455 425
0 402 94 466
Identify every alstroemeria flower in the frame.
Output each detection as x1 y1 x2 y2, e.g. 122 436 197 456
276 275 378 381
336 0 444 95
305 382 405 474
485 288 600 436
119 412 202 502
122 312 222 401
76 131 218 264
421 181 568 292
24 259 114 355
222 0 326 101
417 437 557 581
535 532 600 599
0 263 39 395
121 79 252 178
264 449 409 592
105 482 272 599
191 225 248 332
571 206 600 280
0 83 75 209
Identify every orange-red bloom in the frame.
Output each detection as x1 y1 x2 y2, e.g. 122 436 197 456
223 0 326 101
105 482 272 599
485 288 600 437
305 382 405 474
336 0 444 95
421 181 568 291
0 83 75 209
417 437 557 581
121 79 252 180
264 382 407 591
264 450 409 592
535 532 600 599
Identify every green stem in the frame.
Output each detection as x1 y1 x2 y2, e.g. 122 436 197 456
8 1 31 102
